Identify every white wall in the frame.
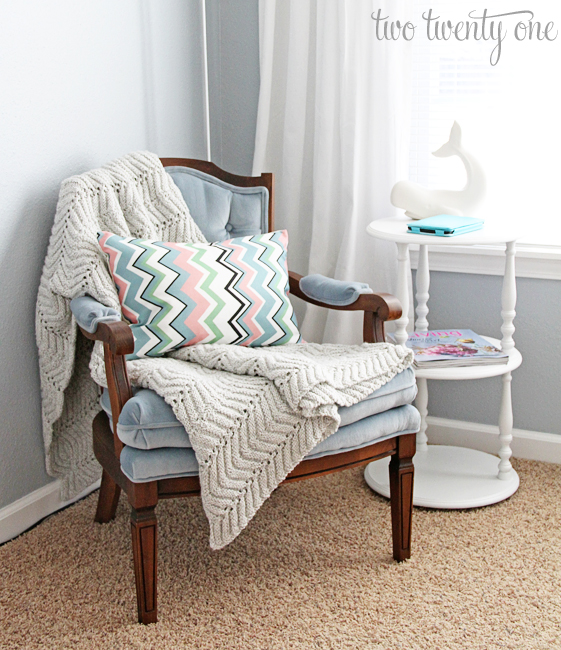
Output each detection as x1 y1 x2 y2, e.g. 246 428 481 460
0 0 208 510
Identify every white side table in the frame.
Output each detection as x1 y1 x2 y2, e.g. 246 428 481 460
364 217 522 508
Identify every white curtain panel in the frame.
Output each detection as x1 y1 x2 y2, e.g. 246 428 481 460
253 0 413 343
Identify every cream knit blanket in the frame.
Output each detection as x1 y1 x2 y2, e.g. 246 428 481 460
36 152 413 549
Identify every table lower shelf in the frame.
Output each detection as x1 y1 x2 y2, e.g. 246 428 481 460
414 337 522 381
364 445 519 509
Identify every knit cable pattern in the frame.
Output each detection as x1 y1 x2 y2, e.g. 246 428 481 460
36 152 206 498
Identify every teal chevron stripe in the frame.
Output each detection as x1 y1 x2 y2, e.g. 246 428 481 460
152 244 199 344
252 231 297 345
137 242 184 355
221 237 275 345
241 236 283 345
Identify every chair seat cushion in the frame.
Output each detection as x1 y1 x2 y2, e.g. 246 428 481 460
119 404 421 483
100 367 417 450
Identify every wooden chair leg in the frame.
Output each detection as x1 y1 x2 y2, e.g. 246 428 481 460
94 470 121 523
389 433 416 562
131 505 158 624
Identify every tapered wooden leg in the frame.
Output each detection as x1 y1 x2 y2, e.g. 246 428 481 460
94 470 121 523
131 506 158 624
389 433 416 562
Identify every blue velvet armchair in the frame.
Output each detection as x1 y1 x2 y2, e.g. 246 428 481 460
72 158 420 624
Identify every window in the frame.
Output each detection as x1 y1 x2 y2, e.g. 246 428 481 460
408 0 561 247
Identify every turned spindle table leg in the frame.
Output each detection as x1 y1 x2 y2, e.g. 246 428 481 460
498 241 517 479
498 372 514 480
415 245 430 332
395 243 410 346
414 244 430 452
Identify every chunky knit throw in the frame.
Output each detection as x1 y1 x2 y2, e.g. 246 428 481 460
37 152 413 549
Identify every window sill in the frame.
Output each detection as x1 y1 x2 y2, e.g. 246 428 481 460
409 243 561 280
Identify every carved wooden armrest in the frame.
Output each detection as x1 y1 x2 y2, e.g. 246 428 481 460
288 271 402 343
79 321 134 457
79 321 135 355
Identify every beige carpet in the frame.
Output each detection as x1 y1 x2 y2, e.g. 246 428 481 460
1 458 560 649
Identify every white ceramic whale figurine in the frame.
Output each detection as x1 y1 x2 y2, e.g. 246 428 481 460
391 122 487 220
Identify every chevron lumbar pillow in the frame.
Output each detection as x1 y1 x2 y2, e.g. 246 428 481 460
97 230 302 359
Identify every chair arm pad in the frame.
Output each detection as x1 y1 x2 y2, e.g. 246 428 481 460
71 296 134 355
70 296 121 333
289 271 401 322
299 274 373 306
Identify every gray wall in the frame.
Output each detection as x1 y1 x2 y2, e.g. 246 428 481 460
0 0 208 510
206 0 261 175
414 272 561 435
206 0 561 437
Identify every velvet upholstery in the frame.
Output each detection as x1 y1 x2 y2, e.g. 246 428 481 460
300 274 373 306
100 368 417 450
307 405 419 457
119 404 421 483
338 370 416 426
165 167 268 242
101 387 193 449
70 296 121 334
79 159 418 625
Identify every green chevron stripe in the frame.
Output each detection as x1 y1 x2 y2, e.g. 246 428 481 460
190 244 228 342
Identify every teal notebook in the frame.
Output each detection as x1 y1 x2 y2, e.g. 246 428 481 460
407 215 484 237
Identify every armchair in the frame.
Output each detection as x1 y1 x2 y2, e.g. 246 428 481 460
76 158 419 624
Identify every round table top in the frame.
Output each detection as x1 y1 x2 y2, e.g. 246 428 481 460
367 217 517 246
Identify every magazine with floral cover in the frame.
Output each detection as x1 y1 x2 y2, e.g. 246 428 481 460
388 329 509 368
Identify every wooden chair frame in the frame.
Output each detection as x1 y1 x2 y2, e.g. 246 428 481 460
81 159 416 624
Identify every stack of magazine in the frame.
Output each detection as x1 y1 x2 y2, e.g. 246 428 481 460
389 329 509 368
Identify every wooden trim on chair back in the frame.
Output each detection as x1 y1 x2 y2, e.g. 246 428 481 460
160 158 275 232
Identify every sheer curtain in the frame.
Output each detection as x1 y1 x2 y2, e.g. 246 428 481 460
253 0 413 343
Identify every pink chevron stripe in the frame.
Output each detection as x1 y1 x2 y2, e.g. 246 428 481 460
277 229 288 251
98 232 138 324
165 243 213 344
222 240 265 345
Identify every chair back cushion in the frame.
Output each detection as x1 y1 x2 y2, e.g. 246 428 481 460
98 230 301 358
165 167 268 242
